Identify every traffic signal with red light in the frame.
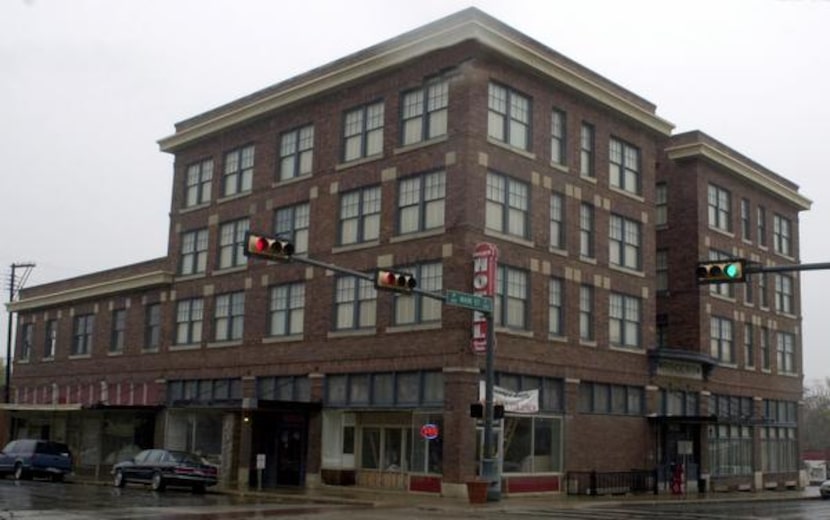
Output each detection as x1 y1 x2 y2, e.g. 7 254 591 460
696 259 746 284
470 403 505 419
243 232 295 261
374 269 417 293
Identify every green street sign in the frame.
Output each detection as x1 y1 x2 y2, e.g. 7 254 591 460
445 290 493 313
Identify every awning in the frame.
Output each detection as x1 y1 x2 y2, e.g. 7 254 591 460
648 414 718 425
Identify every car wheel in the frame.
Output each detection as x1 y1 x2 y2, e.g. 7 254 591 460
13 464 26 481
113 470 126 488
192 483 206 494
150 472 165 492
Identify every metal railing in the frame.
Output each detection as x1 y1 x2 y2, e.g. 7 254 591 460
565 469 658 496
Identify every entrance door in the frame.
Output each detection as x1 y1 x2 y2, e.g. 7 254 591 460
275 426 304 486
660 423 700 492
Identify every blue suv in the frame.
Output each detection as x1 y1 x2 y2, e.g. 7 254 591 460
0 439 73 481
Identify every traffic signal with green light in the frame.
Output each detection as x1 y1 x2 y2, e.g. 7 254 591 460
696 259 746 284
374 269 417 293
243 232 295 261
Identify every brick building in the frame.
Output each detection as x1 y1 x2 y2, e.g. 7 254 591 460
3 8 811 496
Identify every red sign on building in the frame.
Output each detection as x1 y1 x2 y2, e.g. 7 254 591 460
471 242 498 354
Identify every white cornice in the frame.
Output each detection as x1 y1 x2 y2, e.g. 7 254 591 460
665 142 812 210
158 18 672 152
7 271 173 313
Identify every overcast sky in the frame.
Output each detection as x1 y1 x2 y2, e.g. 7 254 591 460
2 0 829 383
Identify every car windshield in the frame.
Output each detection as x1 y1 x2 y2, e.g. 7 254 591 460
167 451 202 464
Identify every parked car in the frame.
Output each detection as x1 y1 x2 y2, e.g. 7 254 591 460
112 448 218 492
821 479 830 499
0 439 73 481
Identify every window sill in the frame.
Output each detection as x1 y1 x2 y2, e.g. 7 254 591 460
327 328 377 339
208 340 243 349
332 241 381 254
213 265 247 276
548 247 568 257
484 229 534 249
579 340 597 348
708 225 735 239
549 161 569 174
608 345 645 354
262 334 304 344
68 354 91 360
385 322 442 334
394 135 448 155
273 173 313 188
486 137 536 160
41 357 55 362
548 334 568 343
217 192 251 205
335 153 384 172
579 174 597 184
389 227 445 244
579 255 597 265
170 343 202 351
609 264 646 278
179 202 211 215
175 273 207 282
608 185 644 203
494 327 533 339
141 348 159 354
107 351 124 357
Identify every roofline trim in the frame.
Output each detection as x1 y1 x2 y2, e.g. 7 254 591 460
665 142 812 210
158 18 672 152
7 271 173 313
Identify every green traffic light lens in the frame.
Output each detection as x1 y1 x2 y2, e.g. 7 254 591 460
724 263 739 278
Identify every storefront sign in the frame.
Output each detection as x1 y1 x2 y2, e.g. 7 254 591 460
478 382 539 414
656 359 703 380
420 423 439 440
471 242 498 354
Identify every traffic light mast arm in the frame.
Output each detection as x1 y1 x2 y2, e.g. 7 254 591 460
744 261 830 275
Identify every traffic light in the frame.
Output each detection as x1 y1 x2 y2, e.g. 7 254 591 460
470 403 505 419
243 232 295 261
374 269 417 293
696 259 746 284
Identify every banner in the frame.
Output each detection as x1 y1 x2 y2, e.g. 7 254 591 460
478 382 539 414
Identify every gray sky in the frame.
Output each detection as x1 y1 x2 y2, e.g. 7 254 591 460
2 0 829 383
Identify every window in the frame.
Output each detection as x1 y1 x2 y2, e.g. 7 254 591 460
394 262 442 325
145 304 160 350
398 171 445 234
656 249 668 293
19 323 32 361
214 292 245 342
72 314 95 356
549 193 565 250
761 427 798 473
579 285 594 341
278 125 314 181
274 203 310 255
609 293 640 349
775 274 794 314
180 229 208 275
757 206 767 247
495 266 528 330
580 123 594 178
609 138 640 194
656 314 668 348
744 323 755 368
487 83 530 150
760 326 771 370
339 186 381 246
502 416 562 474
741 199 751 241
334 276 376 330
609 214 641 270
759 273 769 308
708 184 732 232
579 203 594 258
579 382 643 415
550 109 566 165
660 390 699 416
185 159 213 207
269 282 305 337
218 218 249 269
411 413 443 474
709 425 752 476
773 214 792 256
223 144 254 196
360 426 408 472
343 101 384 161
486 172 529 239
710 316 734 363
44 319 57 359
175 299 203 345
548 277 564 337
110 309 126 353
401 80 448 145
777 331 796 374
656 183 667 226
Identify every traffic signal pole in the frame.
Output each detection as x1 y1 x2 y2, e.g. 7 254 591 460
745 261 830 275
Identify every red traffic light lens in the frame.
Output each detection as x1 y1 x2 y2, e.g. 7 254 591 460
383 272 396 285
255 237 269 252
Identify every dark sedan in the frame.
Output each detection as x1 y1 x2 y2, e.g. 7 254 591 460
112 448 218 492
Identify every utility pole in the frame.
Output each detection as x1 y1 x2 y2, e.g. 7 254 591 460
5 262 35 403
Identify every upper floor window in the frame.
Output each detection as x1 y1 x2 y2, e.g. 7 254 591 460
759 272 769 308
710 316 734 363
773 214 792 256
775 274 795 314
656 249 668 293
580 123 594 178
760 326 771 370
758 206 767 247
275 203 310 255
777 331 796 375
343 101 384 162
579 285 594 341
269 282 305 337
609 138 640 195
548 277 564 337
145 303 161 351
609 214 641 271
487 83 530 151
398 170 445 234
72 314 95 356
550 109 567 165
279 125 314 181
495 265 528 330
401 80 448 145
214 292 245 342
218 218 249 269
394 262 442 325
44 319 57 359
180 228 208 275
223 145 254 197
609 293 641 349
550 193 565 250
579 203 595 259
339 186 380 245
744 323 755 369
708 184 732 232
185 159 213 207
175 298 203 345
741 199 751 241
110 309 126 353
334 276 376 331
655 183 667 226
19 323 32 361
486 172 529 239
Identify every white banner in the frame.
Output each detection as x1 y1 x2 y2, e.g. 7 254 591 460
478 382 539 414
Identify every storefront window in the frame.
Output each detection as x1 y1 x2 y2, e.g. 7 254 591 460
411 414 443 474
361 427 381 469
502 416 562 473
